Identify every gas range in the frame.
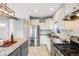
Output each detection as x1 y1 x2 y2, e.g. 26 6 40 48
55 43 79 56
51 35 79 56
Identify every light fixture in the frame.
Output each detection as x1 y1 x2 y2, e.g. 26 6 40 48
67 17 71 20
76 13 79 17
34 9 39 13
63 15 71 21
0 23 6 27
50 8 53 11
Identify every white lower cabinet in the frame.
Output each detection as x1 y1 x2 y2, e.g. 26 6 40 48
54 46 63 56
8 41 28 56
50 43 54 56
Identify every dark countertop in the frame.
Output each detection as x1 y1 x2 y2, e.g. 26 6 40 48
51 39 79 56
51 40 65 56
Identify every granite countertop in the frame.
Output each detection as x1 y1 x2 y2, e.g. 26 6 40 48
51 40 65 55
0 38 28 56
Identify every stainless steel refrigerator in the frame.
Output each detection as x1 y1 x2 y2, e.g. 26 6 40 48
29 25 40 46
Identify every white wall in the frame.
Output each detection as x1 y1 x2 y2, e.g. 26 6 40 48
64 20 79 36
0 13 9 39
53 4 64 30
0 13 28 40
13 19 24 38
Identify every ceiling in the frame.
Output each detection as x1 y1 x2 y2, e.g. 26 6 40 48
7 3 62 18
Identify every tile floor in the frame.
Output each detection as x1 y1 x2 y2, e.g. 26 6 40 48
28 45 49 56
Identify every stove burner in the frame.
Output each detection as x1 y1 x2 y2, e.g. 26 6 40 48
56 44 79 56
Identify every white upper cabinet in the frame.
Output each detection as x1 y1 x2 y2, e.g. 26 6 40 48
64 3 79 16
75 4 79 10
31 19 39 25
0 3 15 17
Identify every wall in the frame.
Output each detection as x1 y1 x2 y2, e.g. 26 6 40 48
0 13 28 40
13 19 24 38
64 20 79 36
0 13 9 39
23 19 30 40
53 4 64 30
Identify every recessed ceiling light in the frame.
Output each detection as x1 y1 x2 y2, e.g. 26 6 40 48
50 8 53 11
34 9 39 13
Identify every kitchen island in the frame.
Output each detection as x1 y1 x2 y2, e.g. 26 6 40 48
0 38 28 56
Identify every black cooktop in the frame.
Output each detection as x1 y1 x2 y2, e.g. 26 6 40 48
55 43 79 56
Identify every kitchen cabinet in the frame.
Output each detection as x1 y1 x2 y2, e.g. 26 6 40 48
0 3 15 17
64 3 79 16
50 43 54 56
8 47 21 56
8 41 28 56
20 41 28 56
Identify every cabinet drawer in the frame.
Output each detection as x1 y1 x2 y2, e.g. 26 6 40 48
20 41 28 56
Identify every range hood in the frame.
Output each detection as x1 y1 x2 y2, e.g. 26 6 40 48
71 10 79 19
63 10 79 21
63 15 71 21
9 16 19 20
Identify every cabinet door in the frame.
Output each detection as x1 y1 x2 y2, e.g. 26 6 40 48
16 52 21 56
64 3 77 16
53 47 58 56
51 43 54 56
20 41 28 56
8 47 20 56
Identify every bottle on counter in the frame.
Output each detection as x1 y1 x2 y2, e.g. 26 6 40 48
11 33 14 43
